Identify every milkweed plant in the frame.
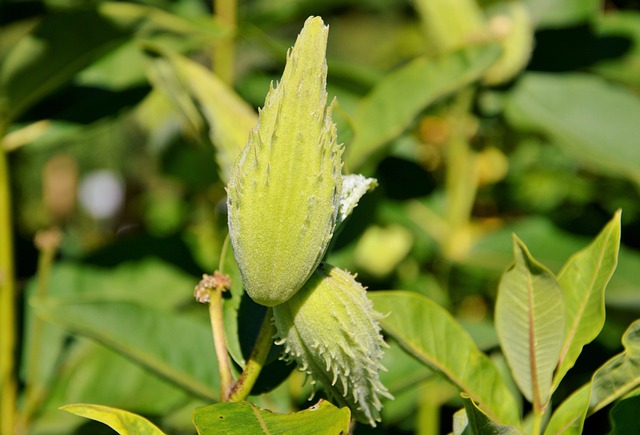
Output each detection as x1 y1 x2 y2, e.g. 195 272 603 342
53 12 638 435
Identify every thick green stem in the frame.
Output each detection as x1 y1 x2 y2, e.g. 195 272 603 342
213 0 237 84
0 147 16 435
228 308 274 402
209 287 234 401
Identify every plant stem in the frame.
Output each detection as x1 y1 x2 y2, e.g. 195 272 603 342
208 286 234 401
20 229 62 427
0 147 16 435
228 308 274 402
443 87 478 260
213 0 237 84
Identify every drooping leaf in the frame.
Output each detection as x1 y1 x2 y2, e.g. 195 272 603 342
145 50 257 183
504 72 640 187
370 291 520 426
543 384 590 435
346 44 500 171
454 394 523 435
608 393 640 435
33 298 218 400
192 400 351 435
60 403 165 435
552 211 621 390
495 236 564 410
590 319 640 414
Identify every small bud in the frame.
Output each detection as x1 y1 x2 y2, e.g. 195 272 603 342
273 264 393 426
227 17 342 306
194 272 231 304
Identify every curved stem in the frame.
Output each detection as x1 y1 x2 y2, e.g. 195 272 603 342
228 308 274 402
209 287 233 401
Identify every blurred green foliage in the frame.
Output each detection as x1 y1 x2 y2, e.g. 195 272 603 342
2 0 640 433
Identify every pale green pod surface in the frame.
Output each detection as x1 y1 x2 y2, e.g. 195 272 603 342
226 17 342 306
273 264 393 426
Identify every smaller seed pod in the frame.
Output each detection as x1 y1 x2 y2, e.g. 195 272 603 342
273 263 393 426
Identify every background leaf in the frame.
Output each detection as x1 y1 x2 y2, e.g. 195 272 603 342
504 72 640 187
608 393 640 435
192 400 350 434
345 44 500 171
552 211 621 390
61 403 165 435
456 394 523 435
495 236 564 409
370 291 520 426
33 297 218 400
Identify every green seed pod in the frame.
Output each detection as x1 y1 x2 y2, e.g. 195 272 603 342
226 17 342 306
273 264 393 426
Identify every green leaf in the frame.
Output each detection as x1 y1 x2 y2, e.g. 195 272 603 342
590 319 640 414
455 394 523 435
608 393 640 435
543 384 590 435
495 236 564 409
60 403 165 435
552 211 621 390
33 298 218 400
346 44 501 171
370 291 520 426
0 9 133 121
504 72 640 187
192 400 351 435
146 50 257 183
526 0 601 27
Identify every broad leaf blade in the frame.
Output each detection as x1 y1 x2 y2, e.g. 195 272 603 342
346 44 500 171
543 384 590 435
504 73 640 186
495 236 564 409
590 319 640 414
192 400 350 434
33 298 218 400
61 403 165 435
370 291 520 426
553 211 621 390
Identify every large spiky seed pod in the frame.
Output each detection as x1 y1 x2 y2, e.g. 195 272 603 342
226 16 342 307
273 263 393 426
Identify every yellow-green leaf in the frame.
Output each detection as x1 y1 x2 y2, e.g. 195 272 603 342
553 211 621 390
60 403 165 435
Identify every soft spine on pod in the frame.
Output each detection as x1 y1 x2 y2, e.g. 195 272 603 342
226 16 342 307
273 264 393 426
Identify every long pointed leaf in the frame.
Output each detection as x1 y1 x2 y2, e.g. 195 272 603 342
146 50 257 183
61 403 165 435
495 236 564 410
370 291 520 426
590 319 640 414
553 211 621 390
